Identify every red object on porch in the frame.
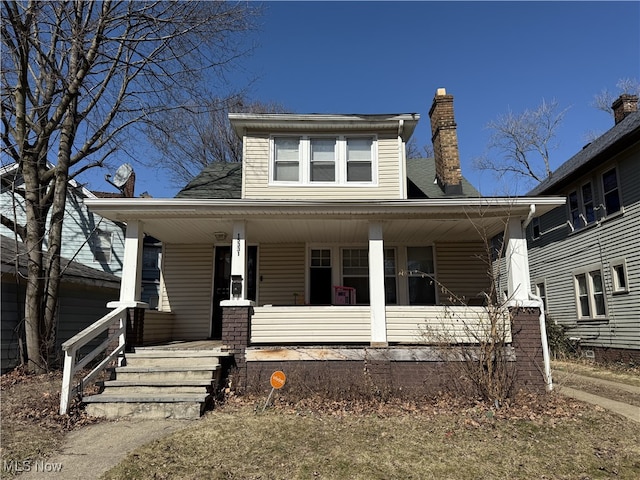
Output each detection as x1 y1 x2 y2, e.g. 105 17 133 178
333 286 356 305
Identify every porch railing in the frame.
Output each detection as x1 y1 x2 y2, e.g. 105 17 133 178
59 306 127 415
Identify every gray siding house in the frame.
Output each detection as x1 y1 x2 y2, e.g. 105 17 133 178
0 163 126 278
527 95 640 363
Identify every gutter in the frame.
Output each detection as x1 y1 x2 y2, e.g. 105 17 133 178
529 292 553 392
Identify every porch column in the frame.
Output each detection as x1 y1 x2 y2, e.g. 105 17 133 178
107 220 146 351
505 217 531 302
369 222 387 346
109 220 145 305
231 220 247 300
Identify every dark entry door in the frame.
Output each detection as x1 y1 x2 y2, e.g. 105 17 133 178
211 246 257 339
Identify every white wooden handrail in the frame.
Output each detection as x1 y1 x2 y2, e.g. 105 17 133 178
59 306 128 415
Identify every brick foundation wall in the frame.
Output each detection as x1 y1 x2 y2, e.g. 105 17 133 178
589 346 640 365
246 360 458 400
221 305 252 391
510 307 546 392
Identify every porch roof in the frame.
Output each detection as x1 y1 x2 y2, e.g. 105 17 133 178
84 197 565 244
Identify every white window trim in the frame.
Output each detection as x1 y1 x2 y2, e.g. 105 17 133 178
92 230 113 264
534 279 548 312
573 265 607 320
270 135 378 186
600 166 624 218
568 180 597 230
610 258 629 294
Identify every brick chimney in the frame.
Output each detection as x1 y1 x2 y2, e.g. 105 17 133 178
612 94 638 125
429 88 462 195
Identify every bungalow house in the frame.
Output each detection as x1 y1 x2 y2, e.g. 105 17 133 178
61 89 565 418
527 95 640 364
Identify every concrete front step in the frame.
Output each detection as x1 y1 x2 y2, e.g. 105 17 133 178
125 350 224 368
83 347 228 419
114 365 219 382
84 393 209 419
101 379 215 395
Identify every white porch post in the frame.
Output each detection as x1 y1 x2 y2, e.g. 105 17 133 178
231 220 247 300
110 220 144 306
505 217 531 302
369 222 387 346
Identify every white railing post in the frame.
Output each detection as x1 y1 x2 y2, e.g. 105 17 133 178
59 346 76 415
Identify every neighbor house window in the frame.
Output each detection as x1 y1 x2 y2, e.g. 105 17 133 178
568 182 596 230
611 260 629 294
574 268 606 319
602 167 621 215
92 230 112 263
406 246 436 305
273 137 300 181
531 217 541 240
535 281 547 311
271 135 376 185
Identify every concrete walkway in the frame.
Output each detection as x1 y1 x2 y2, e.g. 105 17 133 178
554 371 640 424
18 418 194 480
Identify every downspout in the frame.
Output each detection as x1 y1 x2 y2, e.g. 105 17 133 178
529 292 553 392
521 203 552 391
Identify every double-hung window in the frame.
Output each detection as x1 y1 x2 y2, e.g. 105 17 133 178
274 137 300 182
92 229 112 263
602 167 621 216
271 135 376 185
574 268 606 319
568 181 596 230
346 137 373 182
310 138 336 182
611 259 629 294
406 246 436 305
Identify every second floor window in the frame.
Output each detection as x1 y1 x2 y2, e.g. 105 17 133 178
602 167 621 215
272 135 376 185
568 181 596 230
92 230 112 263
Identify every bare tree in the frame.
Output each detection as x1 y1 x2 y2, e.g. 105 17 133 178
474 99 569 191
146 95 287 186
592 78 640 116
406 137 434 160
1 0 258 373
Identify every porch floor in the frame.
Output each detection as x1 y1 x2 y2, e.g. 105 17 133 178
136 340 223 351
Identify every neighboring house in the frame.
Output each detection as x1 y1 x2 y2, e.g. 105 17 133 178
0 163 126 277
1 234 120 372
79 89 565 398
527 95 640 363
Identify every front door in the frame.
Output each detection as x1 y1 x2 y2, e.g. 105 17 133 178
211 246 257 339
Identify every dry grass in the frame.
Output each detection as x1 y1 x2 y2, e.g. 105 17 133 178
101 395 640 480
0 368 102 478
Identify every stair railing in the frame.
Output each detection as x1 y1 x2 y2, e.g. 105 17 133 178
59 306 128 414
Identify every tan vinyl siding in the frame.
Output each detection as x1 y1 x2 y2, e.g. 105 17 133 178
142 311 175 345
160 244 213 340
435 242 491 304
243 133 403 200
257 243 305 305
251 306 370 343
387 306 512 344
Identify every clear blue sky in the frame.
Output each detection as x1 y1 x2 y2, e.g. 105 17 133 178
81 1 640 197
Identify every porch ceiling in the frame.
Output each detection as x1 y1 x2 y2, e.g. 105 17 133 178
84 197 565 244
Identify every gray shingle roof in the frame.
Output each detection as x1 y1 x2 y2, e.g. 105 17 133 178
175 162 242 199
528 111 640 195
1 235 120 289
406 157 480 198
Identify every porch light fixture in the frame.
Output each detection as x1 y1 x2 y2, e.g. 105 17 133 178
214 231 228 241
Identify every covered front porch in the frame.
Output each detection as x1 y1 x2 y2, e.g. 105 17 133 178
84 197 562 349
